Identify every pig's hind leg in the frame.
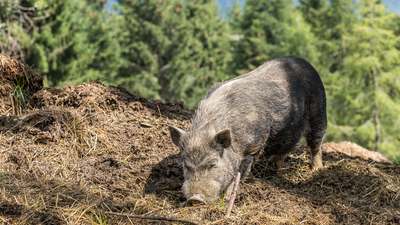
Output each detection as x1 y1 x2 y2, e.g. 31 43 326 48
271 153 289 169
305 95 327 169
305 126 325 169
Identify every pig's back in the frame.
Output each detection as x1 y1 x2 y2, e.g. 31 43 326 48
193 56 324 155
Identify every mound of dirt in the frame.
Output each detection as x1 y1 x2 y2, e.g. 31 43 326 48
0 80 399 224
0 54 43 113
0 108 80 143
30 81 190 119
324 141 390 163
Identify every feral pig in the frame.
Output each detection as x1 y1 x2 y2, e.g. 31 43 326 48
169 56 327 205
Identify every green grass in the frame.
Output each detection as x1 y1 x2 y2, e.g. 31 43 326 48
10 77 28 110
242 201 247 217
390 155 400 165
220 190 226 212
91 210 107 225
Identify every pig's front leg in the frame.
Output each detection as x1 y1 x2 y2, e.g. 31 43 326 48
224 155 255 200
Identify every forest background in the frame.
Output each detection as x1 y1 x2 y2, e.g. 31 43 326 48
1 0 400 161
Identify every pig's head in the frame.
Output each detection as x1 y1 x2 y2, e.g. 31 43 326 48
169 125 239 205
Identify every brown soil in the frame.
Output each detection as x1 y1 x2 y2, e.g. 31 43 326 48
0 81 399 225
0 54 43 113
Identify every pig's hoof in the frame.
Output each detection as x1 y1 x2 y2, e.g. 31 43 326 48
310 162 323 170
271 153 288 169
244 172 255 183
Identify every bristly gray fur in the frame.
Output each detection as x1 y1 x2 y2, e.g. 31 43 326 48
171 56 327 204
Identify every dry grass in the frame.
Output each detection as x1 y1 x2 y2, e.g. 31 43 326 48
0 81 399 225
0 54 43 114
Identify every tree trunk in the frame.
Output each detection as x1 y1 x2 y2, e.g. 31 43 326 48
372 69 381 152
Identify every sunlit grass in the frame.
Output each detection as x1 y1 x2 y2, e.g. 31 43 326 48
10 77 28 111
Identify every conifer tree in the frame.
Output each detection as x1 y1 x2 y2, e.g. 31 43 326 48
182 0 233 106
23 0 121 87
21 0 81 83
326 0 400 158
115 0 232 108
0 0 42 60
65 0 122 86
227 0 242 34
232 0 318 75
298 0 356 75
299 0 329 36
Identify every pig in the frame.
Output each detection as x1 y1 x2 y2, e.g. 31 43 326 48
169 56 327 205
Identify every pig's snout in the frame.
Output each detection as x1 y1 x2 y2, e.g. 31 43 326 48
187 194 205 205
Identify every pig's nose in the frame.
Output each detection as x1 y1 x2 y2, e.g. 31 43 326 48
188 194 205 205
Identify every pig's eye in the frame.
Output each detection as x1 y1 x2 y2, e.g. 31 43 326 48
210 160 218 169
184 164 193 171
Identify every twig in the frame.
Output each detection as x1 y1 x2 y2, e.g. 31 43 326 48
105 211 199 225
240 180 257 189
300 209 310 223
57 210 69 224
17 5 36 11
226 172 241 217
10 93 15 115
157 105 162 117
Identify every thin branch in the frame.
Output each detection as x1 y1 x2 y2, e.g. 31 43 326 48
21 10 35 31
10 93 15 115
39 20 57 30
32 11 50 21
160 63 170 72
48 42 74 60
17 5 36 11
129 62 146 72
105 211 200 225
226 172 241 217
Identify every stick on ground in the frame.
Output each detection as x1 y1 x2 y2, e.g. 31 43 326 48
10 93 15 115
226 171 241 217
105 211 199 225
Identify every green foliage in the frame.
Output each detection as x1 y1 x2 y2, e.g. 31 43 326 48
3 0 121 87
115 0 232 108
298 0 356 77
0 0 40 59
232 0 318 75
219 190 226 212
324 0 400 157
226 0 242 34
2 0 400 159
233 0 293 73
391 156 400 165
9 77 28 110
90 210 107 225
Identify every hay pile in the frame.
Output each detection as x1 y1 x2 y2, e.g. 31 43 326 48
0 81 399 224
324 141 390 163
0 54 43 113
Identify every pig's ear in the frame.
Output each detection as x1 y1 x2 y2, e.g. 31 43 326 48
214 129 231 148
169 125 185 146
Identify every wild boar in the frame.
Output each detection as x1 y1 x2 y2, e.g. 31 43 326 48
169 56 327 205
